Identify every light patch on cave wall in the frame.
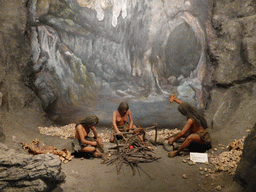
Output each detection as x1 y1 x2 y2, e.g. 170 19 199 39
76 0 127 27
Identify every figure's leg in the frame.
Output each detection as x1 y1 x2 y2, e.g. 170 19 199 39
168 134 204 157
80 146 96 153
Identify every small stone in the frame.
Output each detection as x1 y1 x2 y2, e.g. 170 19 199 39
188 161 194 166
205 174 209 177
204 168 208 172
246 129 250 132
200 171 204 175
182 159 187 163
215 185 222 191
214 148 218 151
182 174 187 179
81 157 84 160
199 167 203 171
205 162 209 165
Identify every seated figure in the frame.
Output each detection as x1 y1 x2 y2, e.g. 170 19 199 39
109 101 146 143
72 114 103 158
167 94 212 157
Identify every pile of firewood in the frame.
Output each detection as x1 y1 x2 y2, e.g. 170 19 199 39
21 139 74 163
102 133 161 175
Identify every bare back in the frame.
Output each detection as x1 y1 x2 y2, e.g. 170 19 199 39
188 118 205 133
75 124 90 140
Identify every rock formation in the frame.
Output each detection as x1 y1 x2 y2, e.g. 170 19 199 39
206 0 256 143
0 143 65 191
234 124 256 192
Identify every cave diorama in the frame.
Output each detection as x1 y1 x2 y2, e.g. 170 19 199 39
0 0 256 191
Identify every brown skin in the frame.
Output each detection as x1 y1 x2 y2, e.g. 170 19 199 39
168 94 205 158
75 124 103 158
110 108 145 143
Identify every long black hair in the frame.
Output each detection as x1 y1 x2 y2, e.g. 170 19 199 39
178 102 208 129
118 101 129 113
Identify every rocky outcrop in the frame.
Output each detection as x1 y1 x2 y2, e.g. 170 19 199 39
0 143 65 192
234 124 256 192
206 0 256 143
0 0 44 113
206 1 256 190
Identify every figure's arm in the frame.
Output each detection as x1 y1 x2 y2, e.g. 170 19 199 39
77 125 97 146
91 126 103 145
168 118 193 145
91 126 98 139
127 110 134 130
170 94 182 104
112 111 121 133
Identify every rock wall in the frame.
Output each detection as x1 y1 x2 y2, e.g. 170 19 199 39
0 0 43 113
205 0 256 143
207 1 256 190
0 0 52 143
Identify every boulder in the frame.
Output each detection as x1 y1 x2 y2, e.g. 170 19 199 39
0 143 65 192
234 124 256 192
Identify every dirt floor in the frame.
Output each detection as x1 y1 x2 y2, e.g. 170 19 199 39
1 110 246 192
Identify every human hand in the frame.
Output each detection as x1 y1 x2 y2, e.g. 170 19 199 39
168 137 175 145
170 94 175 103
91 141 98 146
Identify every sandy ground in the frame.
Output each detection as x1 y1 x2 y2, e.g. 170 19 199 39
1 111 245 192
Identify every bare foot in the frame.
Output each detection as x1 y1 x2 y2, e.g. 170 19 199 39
169 94 175 103
93 149 102 158
168 151 178 158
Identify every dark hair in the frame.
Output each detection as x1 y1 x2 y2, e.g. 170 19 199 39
76 114 99 128
118 101 129 113
178 102 208 129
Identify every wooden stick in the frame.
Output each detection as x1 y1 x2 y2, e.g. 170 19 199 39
154 126 158 145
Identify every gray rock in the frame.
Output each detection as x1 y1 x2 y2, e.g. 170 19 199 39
0 143 65 192
235 124 256 192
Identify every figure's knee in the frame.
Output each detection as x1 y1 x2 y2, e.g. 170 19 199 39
185 135 194 143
